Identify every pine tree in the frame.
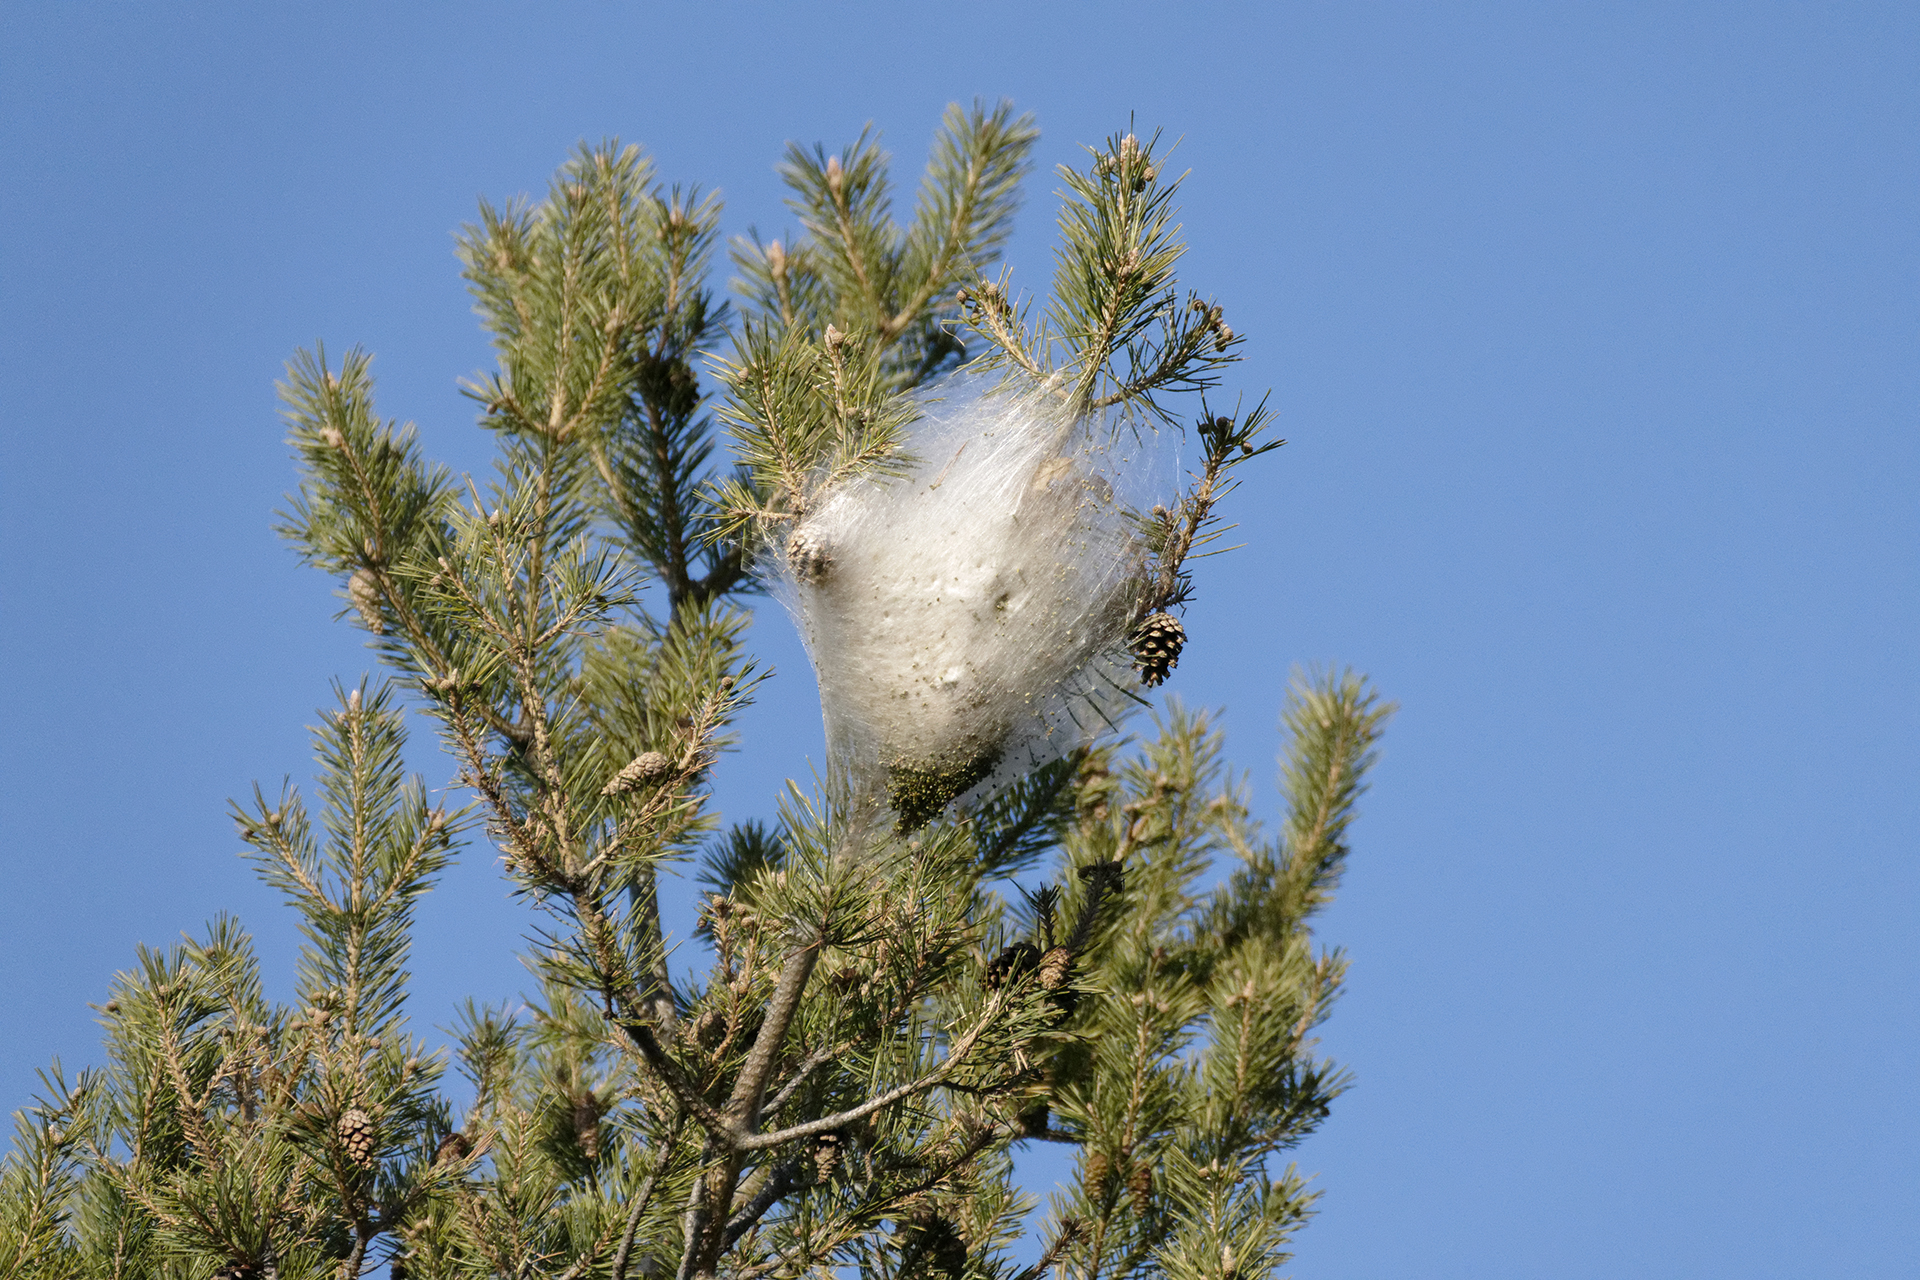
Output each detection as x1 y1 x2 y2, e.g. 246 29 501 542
3 102 1393 1280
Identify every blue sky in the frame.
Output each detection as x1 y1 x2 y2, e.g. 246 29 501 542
1 3 1914 1275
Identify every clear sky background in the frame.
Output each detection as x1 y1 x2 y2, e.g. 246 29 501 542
2 3 1914 1276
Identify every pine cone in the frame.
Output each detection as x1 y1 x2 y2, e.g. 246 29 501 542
1127 1160 1153 1208
604 750 673 795
812 1130 843 1183
906 1208 966 1280
338 1108 376 1168
690 1008 726 1048
1130 612 1186 687
1036 947 1072 991
348 569 385 634
985 942 1040 988
1084 1149 1111 1191
434 1131 471 1165
573 1095 603 1161
928 1219 967 1280
785 528 832 585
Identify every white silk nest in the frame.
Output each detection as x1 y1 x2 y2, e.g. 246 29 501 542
777 371 1176 826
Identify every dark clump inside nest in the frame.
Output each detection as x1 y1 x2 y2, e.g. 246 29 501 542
885 746 1002 830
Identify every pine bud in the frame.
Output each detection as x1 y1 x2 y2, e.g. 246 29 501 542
823 323 845 350
348 570 385 634
766 240 786 277
825 154 843 193
347 688 362 714
320 427 346 449
1214 324 1234 350
338 1108 376 1168
604 751 673 795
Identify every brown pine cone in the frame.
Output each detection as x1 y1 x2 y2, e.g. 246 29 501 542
604 751 673 795
785 528 832 584
1036 947 1073 990
338 1107 376 1168
812 1130 843 1183
1130 612 1186 687
573 1094 603 1161
985 942 1040 988
1127 1159 1154 1208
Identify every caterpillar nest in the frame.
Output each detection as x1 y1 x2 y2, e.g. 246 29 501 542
777 372 1176 827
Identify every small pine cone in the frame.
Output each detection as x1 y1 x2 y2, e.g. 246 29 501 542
348 569 385 634
812 1130 843 1183
1036 947 1073 991
1127 1160 1153 1208
573 1095 602 1161
985 941 1040 988
434 1131 471 1165
785 527 832 585
1130 612 1186 687
604 750 673 795
905 1208 966 1280
691 1008 726 1048
338 1107 376 1168
1084 1149 1111 1191
928 1218 967 1279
